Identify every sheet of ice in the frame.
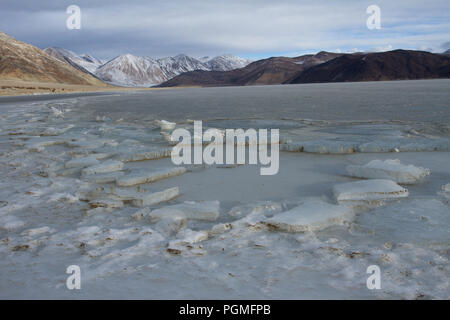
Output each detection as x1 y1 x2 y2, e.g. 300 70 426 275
116 167 186 187
1 93 449 300
115 147 172 162
131 187 180 207
266 200 354 233
81 171 125 184
346 159 431 184
333 179 409 202
442 183 450 193
67 139 117 149
82 160 124 175
154 216 187 236
155 120 176 131
150 201 220 222
89 198 124 209
65 156 100 168
131 207 152 221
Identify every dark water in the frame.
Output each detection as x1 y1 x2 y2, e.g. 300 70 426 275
2 79 449 123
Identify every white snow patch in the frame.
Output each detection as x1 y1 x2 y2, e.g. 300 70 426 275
266 200 353 233
116 167 186 187
333 179 409 202
82 160 124 175
131 187 180 207
346 159 431 184
150 200 220 222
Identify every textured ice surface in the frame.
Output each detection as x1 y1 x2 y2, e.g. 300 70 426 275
150 201 220 221
346 159 431 184
116 167 186 186
115 147 172 162
0 92 449 299
442 183 450 193
81 171 125 184
65 156 100 168
155 120 176 131
333 179 409 202
266 200 354 233
131 187 179 207
82 160 124 175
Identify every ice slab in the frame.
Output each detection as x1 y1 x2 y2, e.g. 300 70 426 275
155 120 176 131
116 167 186 187
21 226 53 237
333 179 409 202
174 229 208 244
131 207 152 221
0 215 25 231
67 139 116 149
26 139 67 152
89 198 124 209
131 187 180 207
81 171 125 184
150 201 220 222
210 223 233 235
266 200 354 233
82 160 124 175
346 159 431 184
154 216 187 236
116 148 172 162
65 156 100 169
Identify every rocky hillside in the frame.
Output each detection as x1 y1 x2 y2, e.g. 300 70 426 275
0 32 107 86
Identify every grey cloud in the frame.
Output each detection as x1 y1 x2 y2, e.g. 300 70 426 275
0 0 449 60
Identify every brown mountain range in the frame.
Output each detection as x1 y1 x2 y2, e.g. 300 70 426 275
159 50 450 87
0 32 107 87
289 50 450 84
158 52 342 87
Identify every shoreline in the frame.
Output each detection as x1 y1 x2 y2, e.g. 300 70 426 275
0 79 170 98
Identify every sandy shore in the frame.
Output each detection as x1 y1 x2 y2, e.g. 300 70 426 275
0 79 159 96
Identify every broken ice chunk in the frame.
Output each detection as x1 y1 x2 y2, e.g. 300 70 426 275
131 187 180 207
266 200 354 233
154 216 187 236
131 207 152 221
81 171 125 184
0 215 25 231
82 160 123 175
115 148 172 162
210 223 233 235
89 198 124 209
150 201 220 222
333 179 408 202
21 226 53 237
346 159 431 184
155 120 176 131
65 156 100 169
67 139 116 149
175 229 208 244
116 167 186 187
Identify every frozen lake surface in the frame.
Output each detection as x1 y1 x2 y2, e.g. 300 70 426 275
0 80 449 299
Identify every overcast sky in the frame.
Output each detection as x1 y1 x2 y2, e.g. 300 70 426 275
0 0 449 60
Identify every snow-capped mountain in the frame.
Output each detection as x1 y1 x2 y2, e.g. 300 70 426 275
94 54 162 87
157 54 210 81
43 47 105 74
204 54 253 71
94 53 251 87
43 47 252 87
